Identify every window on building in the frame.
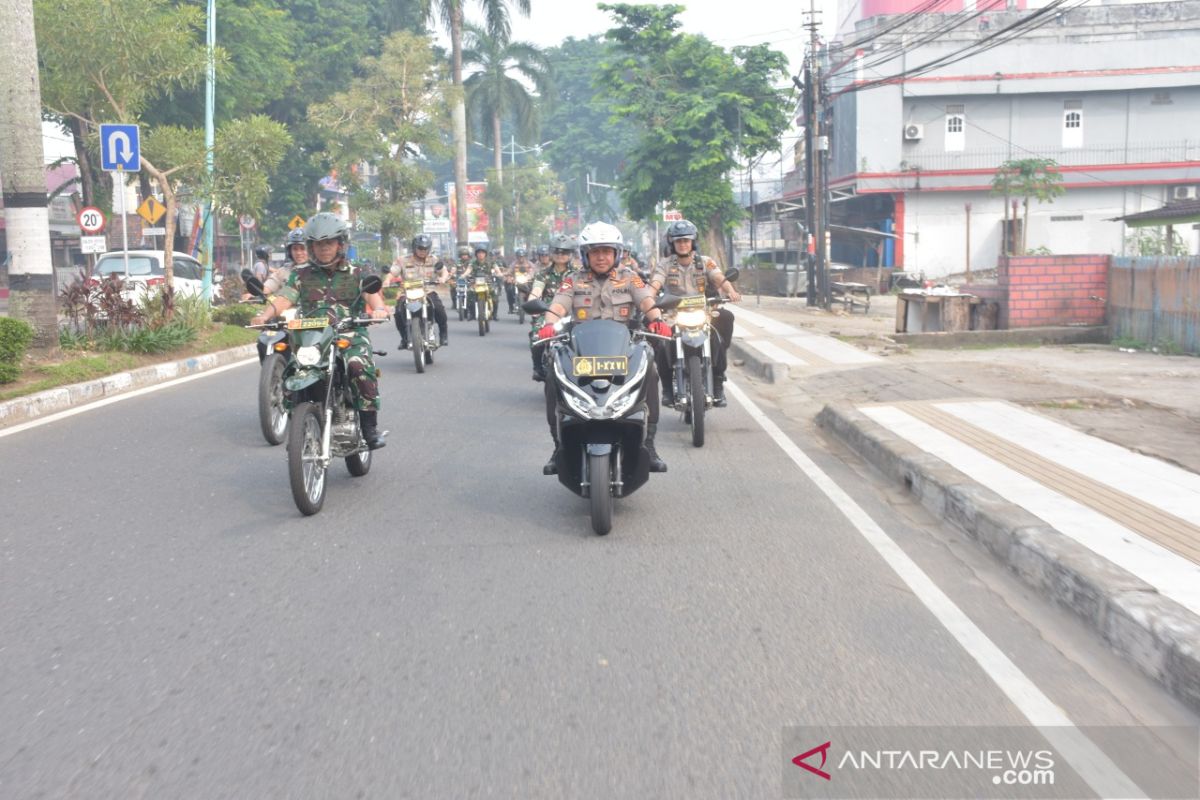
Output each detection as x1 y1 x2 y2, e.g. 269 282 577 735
945 104 965 152
1063 100 1082 149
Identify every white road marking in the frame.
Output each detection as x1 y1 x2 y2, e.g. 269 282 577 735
726 380 1144 798
862 404 1200 616
0 358 258 439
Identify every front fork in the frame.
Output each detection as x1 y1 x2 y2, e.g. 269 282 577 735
673 329 711 406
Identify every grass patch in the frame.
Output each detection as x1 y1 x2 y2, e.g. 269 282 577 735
1113 335 1185 355
1038 399 1086 411
0 323 257 403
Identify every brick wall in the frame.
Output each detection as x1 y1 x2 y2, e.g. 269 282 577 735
1000 255 1108 328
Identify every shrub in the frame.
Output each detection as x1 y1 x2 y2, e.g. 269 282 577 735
99 321 197 354
172 292 213 332
0 316 35 384
212 303 260 326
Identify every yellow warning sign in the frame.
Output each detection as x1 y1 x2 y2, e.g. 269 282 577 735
288 215 306 230
136 196 166 225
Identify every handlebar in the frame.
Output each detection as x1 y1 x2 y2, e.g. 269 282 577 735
245 316 390 332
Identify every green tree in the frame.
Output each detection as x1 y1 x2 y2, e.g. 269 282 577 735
420 0 531 249
540 36 635 228
991 158 1065 255
462 21 551 247
481 162 561 249
309 31 451 259
597 4 790 258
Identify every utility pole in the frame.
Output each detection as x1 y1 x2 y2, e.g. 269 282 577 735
807 0 831 310
0 0 57 348
201 0 216 300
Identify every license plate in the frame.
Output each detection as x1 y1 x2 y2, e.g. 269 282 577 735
677 294 706 311
573 356 628 377
287 317 329 330
474 278 488 287
403 279 424 289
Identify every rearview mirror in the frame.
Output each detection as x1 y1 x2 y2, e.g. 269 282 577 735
522 298 550 315
244 275 266 298
654 294 682 311
360 275 383 295
240 268 254 283
723 267 740 283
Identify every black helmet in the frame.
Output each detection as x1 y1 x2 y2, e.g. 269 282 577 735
536 245 550 257
457 245 471 259
666 220 698 242
515 248 526 258
254 246 271 260
411 233 432 251
304 212 350 267
285 228 306 247
475 243 489 255
490 248 501 258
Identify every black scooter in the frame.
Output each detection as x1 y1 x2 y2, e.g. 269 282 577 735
525 298 671 536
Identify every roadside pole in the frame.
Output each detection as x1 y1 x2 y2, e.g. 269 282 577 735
118 167 130 280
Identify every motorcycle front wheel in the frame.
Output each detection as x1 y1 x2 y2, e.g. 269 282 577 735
588 451 613 536
477 299 486 336
687 354 705 448
258 352 288 445
412 316 426 373
288 402 327 516
457 298 465 321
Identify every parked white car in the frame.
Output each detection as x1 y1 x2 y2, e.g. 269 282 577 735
92 250 222 302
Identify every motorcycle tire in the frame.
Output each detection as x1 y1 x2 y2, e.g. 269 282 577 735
477 300 486 336
424 349 433 365
413 318 426 374
588 451 613 536
288 402 327 516
345 429 371 477
687 354 705 448
258 352 288 446
458 301 465 322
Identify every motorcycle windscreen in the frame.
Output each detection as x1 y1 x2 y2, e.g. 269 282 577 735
561 320 644 383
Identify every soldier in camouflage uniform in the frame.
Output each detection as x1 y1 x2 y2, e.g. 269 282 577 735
464 244 498 321
251 212 390 449
450 246 471 311
386 233 450 348
650 219 741 407
536 222 671 473
527 234 576 381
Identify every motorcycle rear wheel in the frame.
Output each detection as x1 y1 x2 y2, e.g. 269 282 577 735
288 402 327 516
412 317 426 373
687 354 705 448
588 451 613 536
258 353 288 445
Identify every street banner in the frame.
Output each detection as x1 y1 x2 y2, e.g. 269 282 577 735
446 182 490 243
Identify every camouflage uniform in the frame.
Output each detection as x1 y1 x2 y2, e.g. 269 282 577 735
277 261 380 411
527 264 572 377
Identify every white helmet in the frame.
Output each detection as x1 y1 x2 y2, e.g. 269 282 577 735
578 221 624 268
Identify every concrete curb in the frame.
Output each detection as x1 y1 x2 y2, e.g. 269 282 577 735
0 344 258 429
893 325 1110 349
816 402 1200 714
729 338 789 384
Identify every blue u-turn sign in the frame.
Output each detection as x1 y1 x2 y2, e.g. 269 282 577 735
99 124 140 172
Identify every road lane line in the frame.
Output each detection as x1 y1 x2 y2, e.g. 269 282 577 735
0 358 258 439
725 379 1145 798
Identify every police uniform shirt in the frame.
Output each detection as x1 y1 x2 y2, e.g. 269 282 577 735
653 254 723 296
551 266 654 322
390 256 443 284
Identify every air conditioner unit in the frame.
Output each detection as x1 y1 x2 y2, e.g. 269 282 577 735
903 123 924 141
1171 185 1196 201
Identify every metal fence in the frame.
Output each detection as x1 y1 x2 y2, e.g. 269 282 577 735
1110 256 1200 355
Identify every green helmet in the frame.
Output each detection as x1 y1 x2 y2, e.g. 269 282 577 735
304 212 350 267
457 245 471 259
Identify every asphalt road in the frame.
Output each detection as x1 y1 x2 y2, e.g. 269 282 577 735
1 308 1197 798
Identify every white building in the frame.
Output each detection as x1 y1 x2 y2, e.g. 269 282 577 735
766 0 1200 278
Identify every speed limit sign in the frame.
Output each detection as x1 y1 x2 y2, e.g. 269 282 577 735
78 206 106 234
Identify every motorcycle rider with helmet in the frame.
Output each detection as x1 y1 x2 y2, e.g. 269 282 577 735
250 212 390 449
536 221 671 474
465 244 498 321
527 234 576 382
252 245 271 283
386 233 450 349
650 219 740 407
534 244 552 271
450 245 471 311
505 247 533 314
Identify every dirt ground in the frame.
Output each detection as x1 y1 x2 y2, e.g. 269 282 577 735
736 293 1200 475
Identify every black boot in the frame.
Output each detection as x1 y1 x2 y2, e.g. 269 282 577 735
543 442 559 475
359 410 387 450
439 328 449 346
661 381 676 407
645 424 667 473
713 376 727 407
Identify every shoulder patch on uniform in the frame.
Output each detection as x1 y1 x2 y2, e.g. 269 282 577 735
631 273 645 289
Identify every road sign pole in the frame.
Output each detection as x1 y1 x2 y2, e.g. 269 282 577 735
118 167 130 279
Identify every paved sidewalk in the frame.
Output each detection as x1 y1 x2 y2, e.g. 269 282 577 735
727 295 1200 712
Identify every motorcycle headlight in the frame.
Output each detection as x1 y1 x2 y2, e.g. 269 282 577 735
296 345 321 366
676 308 707 328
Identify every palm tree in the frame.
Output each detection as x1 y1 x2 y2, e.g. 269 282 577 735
0 0 58 348
462 22 551 245
419 0 531 250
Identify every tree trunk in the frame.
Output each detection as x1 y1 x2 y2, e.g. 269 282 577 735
66 117 96 208
704 214 725 269
493 109 504 249
0 0 58 350
139 155 176 290
451 7 469 251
